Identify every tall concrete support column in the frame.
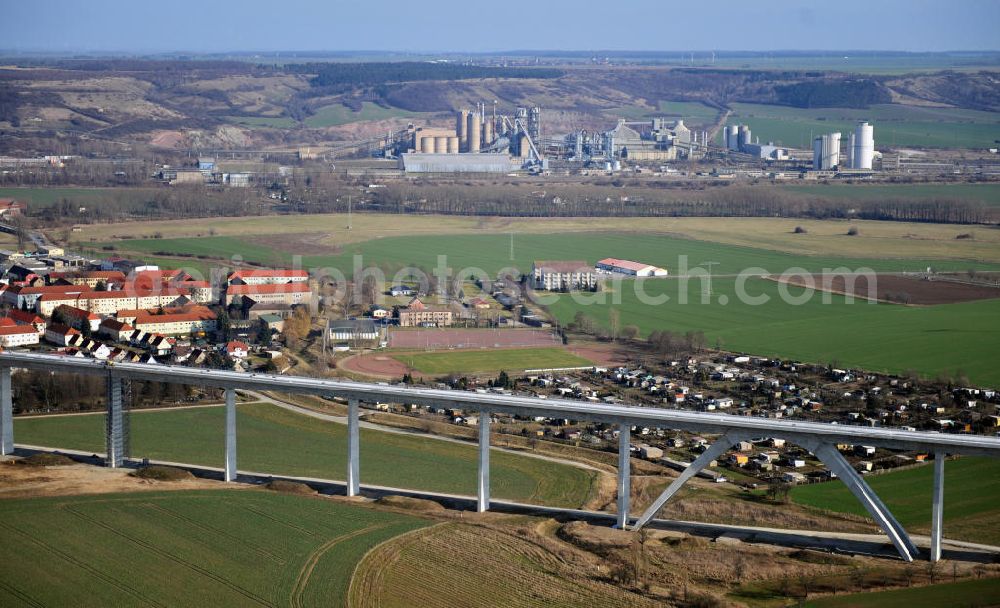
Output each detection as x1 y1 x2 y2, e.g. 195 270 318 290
806 440 917 561
224 388 237 482
633 431 746 530
931 452 945 562
347 399 360 497
105 375 124 468
0 367 12 456
477 410 490 512
616 423 631 529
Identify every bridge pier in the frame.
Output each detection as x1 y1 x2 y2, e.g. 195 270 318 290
805 440 918 562
632 431 747 531
616 423 630 529
105 375 124 468
224 388 237 482
478 410 490 512
0 367 12 456
347 399 360 497
931 452 945 562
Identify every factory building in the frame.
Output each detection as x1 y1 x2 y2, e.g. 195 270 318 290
398 104 544 173
399 153 521 173
813 132 842 171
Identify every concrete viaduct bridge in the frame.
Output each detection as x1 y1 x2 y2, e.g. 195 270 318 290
2 351 998 563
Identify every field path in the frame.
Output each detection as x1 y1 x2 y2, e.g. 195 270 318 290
290 524 387 608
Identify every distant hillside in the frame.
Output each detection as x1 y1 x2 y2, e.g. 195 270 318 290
0 59 995 154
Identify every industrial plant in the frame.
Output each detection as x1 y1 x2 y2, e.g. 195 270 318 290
377 99 880 178
814 122 877 171
395 104 545 174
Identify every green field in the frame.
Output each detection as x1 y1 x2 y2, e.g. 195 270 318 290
548 277 1000 387
791 457 1000 545
394 347 592 374
610 100 719 125
803 577 1000 608
98 230 1000 281
782 183 1000 207
95 230 1000 385
303 102 429 128
224 114 299 128
14 403 596 508
720 102 1000 149
0 489 427 607
0 187 160 207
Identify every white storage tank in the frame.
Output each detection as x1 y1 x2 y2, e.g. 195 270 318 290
852 122 875 169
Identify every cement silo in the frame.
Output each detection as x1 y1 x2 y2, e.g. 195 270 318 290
421 136 437 154
434 136 449 155
446 136 459 154
813 132 841 170
852 122 874 169
726 125 740 151
467 113 481 153
457 110 469 151
738 124 751 150
483 119 494 148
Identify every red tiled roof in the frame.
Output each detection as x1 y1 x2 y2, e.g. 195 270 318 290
227 283 310 295
134 310 216 325
0 325 37 336
597 258 655 272
53 304 99 320
9 309 44 324
48 270 126 281
12 285 85 296
229 269 308 280
534 260 591 273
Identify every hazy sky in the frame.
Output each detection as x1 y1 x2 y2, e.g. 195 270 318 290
2 0 998 53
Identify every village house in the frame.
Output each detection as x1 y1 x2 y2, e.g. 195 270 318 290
0 324 40 347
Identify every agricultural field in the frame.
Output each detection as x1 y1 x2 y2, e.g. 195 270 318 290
224 114 298 128
303 102 430 128
13 403 597 509
392 347 592 375
0 489 427 608
720 102 1000 149
91 228 1000 283
790 457 1000 546
609 100 719 125
547 277 1000 387
74 214 1000 266
803 577 1000 608
781 183 1000 207
0 186 161 207
348 522 656 608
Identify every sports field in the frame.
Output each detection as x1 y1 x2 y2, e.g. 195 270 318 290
393 347 593 375
548 277 1000 387
790 457 1000 545
13 403 596 508
720 102 1000 149
0 489 427 607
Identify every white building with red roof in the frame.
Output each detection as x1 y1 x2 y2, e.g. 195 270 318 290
596 258 668 277
0 324 40 347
